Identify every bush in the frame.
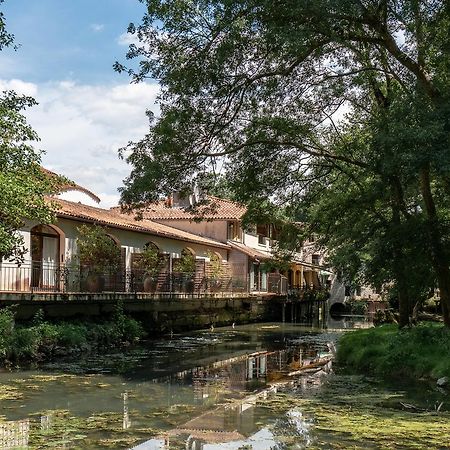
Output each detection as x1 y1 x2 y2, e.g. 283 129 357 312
0 307 146 365
337 323 450 380
57 323 88 347
0 308 15 359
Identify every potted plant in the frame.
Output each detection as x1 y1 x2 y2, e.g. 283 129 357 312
133 244 164 292
173 249 196 293
76 225 121 292
207 251 223 291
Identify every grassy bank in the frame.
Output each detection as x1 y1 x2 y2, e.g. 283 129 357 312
337 323 450 380
0 304 145 365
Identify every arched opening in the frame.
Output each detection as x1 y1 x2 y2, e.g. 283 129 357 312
30 224 62 290
329 302 349 318
131 241 167 293
173 247 197 293
144 241 159 252
287 269 293 288
207 250 224 290
296 270 301 288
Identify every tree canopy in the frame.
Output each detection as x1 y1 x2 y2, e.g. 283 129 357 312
0 5 63 262
117 0 450 326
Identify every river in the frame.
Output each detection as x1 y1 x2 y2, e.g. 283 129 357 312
0 320 449 449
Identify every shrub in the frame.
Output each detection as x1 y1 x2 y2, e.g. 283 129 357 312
76 224 121 273
0 308 15 359
337 323 450 380
57 324 88 347
0 306 145 365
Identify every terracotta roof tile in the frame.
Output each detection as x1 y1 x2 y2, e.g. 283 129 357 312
53 198 230 249
227 240 272 260
117 195 247 221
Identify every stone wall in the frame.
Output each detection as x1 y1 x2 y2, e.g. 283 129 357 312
0 294 279 334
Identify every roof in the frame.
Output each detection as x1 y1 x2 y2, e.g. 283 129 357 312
227 240 272 260
120 195 247 221
42 168 101 203
53 198 230 249
291 258 326 271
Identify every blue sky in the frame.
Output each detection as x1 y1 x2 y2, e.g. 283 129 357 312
1 0 158 207
1 0 145 83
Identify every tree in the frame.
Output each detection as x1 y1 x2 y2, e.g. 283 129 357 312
116 1 450 325
0 5 63 262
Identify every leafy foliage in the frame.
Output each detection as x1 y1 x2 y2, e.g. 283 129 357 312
173 248 196 276
207 250 223 279
76 225 122 273
0 306 145 364
133 243 164 277
116 0 450 326
0 10 64 262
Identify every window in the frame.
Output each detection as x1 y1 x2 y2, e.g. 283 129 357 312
227 221 241 241
257 224 268 245
311 254 320 265
257 224 268 236
246 224 257 235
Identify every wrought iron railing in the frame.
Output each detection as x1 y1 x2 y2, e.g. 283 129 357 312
267 273 288 294
0 262 256 296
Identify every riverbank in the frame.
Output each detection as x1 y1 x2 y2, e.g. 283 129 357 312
337 322 450 381
0 305 145 365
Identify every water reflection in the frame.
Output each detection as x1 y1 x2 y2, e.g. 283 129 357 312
0 325 334 449
4 322 444 449
130 342 331 449
0 420 29 449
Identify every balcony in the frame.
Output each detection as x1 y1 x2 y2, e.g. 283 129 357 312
0 262 254 298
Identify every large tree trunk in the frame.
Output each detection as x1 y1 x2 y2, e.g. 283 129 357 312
390 185 413 328
419 165 450 326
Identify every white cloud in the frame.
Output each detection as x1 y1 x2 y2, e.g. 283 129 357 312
0 78 38 97
117 32 139 47
1 78 160 208
90 23 105 33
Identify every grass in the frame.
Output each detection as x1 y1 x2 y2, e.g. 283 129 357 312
337 322 450 380
0 304 145 364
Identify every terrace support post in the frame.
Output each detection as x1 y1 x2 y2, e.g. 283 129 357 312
169 254 173 295
282 301 286 323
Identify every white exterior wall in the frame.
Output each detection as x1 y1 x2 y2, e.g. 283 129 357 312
54 218 228 268
242 232 273 256
2 217 228 270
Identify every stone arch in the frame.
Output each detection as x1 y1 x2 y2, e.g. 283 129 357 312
329 302 349 317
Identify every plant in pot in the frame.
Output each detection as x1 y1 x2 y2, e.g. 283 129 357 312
76 225 121 292
133 244 164 292
173 249 196 293
207 251 223 291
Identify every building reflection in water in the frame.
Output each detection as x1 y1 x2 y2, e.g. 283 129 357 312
0 419 29 449
3 342 328 450
123 391 131 430
132 343 328 450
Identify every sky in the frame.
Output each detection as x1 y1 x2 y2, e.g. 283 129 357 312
0 0 159 207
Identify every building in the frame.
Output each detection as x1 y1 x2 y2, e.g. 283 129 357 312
119 194 324 293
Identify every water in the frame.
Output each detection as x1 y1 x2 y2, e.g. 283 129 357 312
0 322 449 449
